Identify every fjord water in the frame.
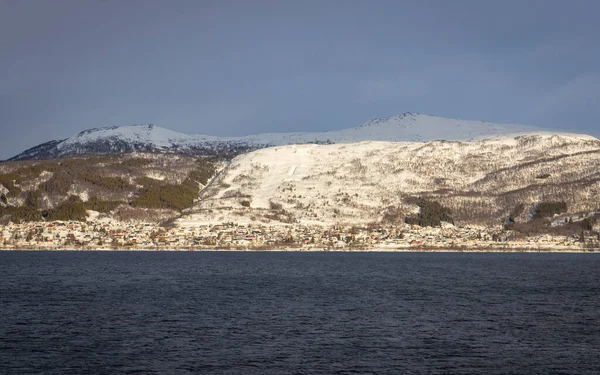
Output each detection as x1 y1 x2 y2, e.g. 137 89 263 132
1 252 599 374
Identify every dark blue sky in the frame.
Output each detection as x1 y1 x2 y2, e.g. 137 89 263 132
1 0 599 159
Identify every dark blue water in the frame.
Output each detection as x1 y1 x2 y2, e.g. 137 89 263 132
1 252 599 374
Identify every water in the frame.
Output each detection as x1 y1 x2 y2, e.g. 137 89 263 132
1 252 599 374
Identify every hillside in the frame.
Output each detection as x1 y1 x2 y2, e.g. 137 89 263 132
4 113 600 233
9 113 542 161
0 154 217 224
177 133 600 228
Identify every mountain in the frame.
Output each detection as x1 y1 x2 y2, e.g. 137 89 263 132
9 113 544 161
8 125 260 161
178 132 600 227
5 112 600 229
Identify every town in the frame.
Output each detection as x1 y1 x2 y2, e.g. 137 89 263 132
1 217 598 252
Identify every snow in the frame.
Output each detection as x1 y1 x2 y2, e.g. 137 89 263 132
58 124 196 150
41 113 598 160
178 133 600 227
250 145 316 209
86 210 100 221
144 171 167 181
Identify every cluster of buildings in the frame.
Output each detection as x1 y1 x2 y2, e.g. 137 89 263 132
0 218 597 251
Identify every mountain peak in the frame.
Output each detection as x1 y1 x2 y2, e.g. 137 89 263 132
75 124 156 137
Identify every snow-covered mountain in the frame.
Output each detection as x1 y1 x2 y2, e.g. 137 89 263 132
178 133 600 227
9 113 548 160
3 114 600 227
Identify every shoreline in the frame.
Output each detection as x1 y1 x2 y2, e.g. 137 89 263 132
4 219 598 255
1 246 597 253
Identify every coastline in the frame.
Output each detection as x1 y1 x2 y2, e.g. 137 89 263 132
1 245 597 253
4 219 598 254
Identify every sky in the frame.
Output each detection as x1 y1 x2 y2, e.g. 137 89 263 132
1 0 599 159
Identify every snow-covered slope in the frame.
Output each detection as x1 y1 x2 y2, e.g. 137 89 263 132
244 113 544 144
178 133 600 227
9 113 550 160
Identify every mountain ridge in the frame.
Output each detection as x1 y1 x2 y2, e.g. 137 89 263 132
11 113 589 161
